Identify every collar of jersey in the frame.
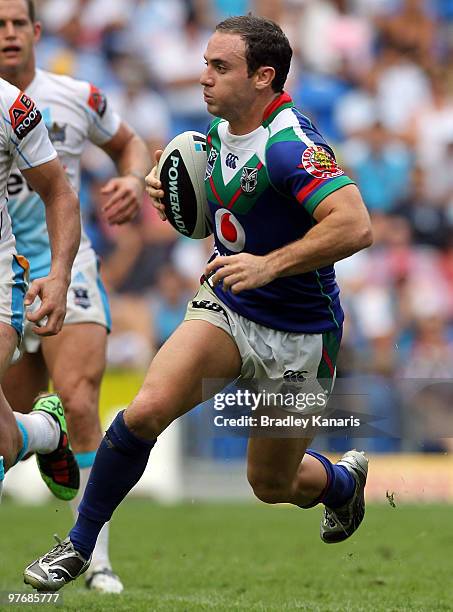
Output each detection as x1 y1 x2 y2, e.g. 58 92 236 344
262 92 294 128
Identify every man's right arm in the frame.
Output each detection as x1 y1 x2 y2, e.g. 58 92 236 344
21 159 81 335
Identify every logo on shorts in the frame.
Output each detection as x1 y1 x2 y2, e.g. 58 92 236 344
215 209 245 253
299 146 344 179
240 167 258 195
205 149 218 179
72 287 91 309
191 299 228 319
283 370 309 383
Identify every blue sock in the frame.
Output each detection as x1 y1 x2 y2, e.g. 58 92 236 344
69 411 155 560
305 450 355 509
74 451 97 469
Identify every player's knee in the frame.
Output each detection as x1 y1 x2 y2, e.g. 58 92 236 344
126 393 173 440
248 473 291 504
56 372 100 419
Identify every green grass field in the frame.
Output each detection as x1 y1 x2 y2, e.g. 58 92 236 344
1 500 452 611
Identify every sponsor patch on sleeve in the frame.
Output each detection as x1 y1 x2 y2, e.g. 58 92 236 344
88 83 107 118
9 92 42 140
298 145 344 179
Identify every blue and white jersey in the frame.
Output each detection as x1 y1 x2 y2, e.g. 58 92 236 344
205 93 355 334
0 77 56 232
6 69 121 280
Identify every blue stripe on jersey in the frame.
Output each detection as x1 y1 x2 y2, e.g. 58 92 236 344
83 108 114 140
10 192 52 280
96 258 112 332
11 254 27 337
10 137 33 168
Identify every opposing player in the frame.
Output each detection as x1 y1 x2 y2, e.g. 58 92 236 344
23 15 373 591
0 75 80 502
0 0 150 594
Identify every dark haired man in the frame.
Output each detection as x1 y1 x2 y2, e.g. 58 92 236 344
0 0 151 594
24 15 372 592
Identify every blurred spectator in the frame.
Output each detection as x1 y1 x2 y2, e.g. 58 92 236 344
395 166 450 248
40 0 131 50
405 68 453 202
295 0 374 78
345 121 412 212
148 265 194 349
373 42 432 131
108 54 171 154
375 0 436 65
141 9 211 135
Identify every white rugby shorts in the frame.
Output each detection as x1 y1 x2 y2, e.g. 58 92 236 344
22 253 111 354
185 282 342 414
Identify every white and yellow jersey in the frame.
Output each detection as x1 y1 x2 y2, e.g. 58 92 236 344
6 69 121 280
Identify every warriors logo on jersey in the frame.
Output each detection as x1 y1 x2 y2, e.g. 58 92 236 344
215 209 245 253
240 167 259 195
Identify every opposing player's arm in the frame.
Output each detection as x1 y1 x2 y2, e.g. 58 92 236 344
21 158 81 335
100 122 151 225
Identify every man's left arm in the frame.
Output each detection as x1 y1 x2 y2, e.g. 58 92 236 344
206 184 372 294
100 122 151 225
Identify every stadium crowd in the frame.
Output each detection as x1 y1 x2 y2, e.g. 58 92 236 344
32 0 453 452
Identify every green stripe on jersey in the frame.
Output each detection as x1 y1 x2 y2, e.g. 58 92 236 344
305 176 355 216
266 126 301 147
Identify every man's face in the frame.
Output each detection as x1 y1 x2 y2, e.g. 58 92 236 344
200 32 256 121
0 0 39 74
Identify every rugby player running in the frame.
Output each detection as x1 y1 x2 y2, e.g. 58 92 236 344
23 15 373 591
0 0 150 593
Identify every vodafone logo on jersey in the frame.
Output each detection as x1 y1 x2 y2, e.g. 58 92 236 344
215 209 245 253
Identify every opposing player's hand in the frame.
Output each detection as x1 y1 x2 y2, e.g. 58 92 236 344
25 276 69 336
205 254 276 294
101 175 143 225
145 150 166 221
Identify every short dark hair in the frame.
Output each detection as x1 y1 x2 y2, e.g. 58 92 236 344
25 0 35 22
215 15 292 93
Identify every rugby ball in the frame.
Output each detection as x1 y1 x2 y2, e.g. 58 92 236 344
157 131 212 239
